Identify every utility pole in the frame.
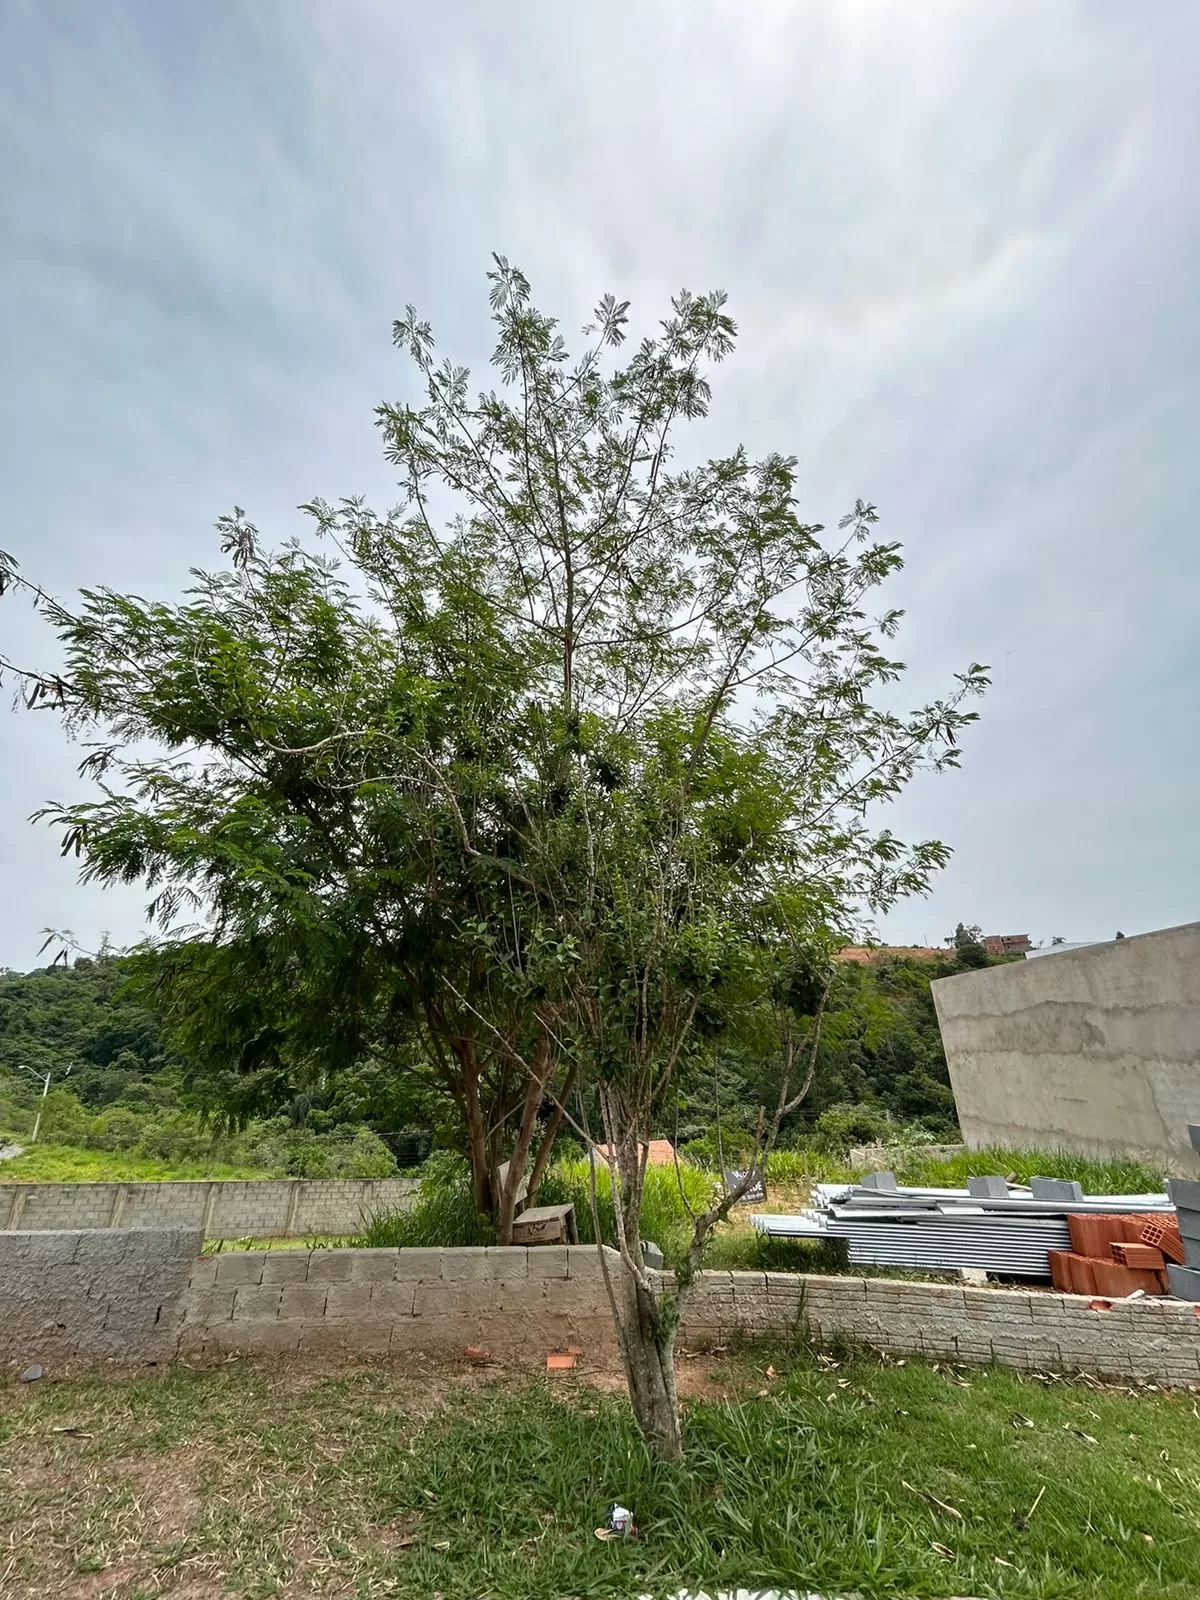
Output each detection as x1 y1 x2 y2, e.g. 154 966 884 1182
15 1063 73 1144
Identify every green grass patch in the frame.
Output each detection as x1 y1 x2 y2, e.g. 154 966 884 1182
2 1351 1197 1597
539 1157 716 1267
0 1142 272 1182
359 1152 497 1249
891 1145 1166 1194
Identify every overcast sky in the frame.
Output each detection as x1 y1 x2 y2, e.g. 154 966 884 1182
1 0 1197 969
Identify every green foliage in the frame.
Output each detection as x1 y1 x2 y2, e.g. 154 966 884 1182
1 262 987 1248
1 1144 268 1182
539 1158 717 1268
811 1100 895 1154
0 954 172 1104
894 1144 1165 1194
357 1153 495 1249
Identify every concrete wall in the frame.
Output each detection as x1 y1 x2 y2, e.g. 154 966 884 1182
932 922 1200 1172
679 1270 1200 1387
178 1244 617 1360
1 1227 201 1364
7 1233 1200 1387
0 1176 416 1237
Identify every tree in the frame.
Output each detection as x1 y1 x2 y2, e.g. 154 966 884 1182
951 921 988 968
1 257 987 1455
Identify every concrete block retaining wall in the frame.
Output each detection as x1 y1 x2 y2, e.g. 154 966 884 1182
1 1227 202 1364
178 1243 618 1359
4 1233 1200 1384
678 1270 1200 1387
0 1177 417 1238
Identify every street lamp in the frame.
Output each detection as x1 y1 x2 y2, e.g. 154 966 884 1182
14 1063 73 1144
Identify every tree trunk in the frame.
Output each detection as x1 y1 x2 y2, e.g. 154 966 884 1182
619 1276 682 1461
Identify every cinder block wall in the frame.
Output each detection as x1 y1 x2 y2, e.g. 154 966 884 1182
6 1235 1200 1386
0 1177 417 1238
0 1227 201 1364
677 1271 1200 1387
178 1245 619 1359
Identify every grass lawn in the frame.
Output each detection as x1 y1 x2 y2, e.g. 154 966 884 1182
0 1144 272 1183
2 1347 1197 1598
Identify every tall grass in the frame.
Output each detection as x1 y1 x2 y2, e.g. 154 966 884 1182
357 1152 495 1248
892 1144 1166 1194
359 1152 718 1266
538 1158 716 1267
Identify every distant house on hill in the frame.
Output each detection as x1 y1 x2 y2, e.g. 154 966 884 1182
982 933 1031 957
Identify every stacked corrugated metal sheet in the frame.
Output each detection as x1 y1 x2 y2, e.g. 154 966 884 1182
752 1172 1173 1279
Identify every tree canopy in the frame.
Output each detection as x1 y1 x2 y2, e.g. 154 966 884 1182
1 259 986 1454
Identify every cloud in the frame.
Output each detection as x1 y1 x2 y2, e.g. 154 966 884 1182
1 0 1197 965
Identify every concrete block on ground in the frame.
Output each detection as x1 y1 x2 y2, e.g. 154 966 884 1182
1189 1123 1200 1156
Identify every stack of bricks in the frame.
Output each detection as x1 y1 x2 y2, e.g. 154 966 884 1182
1048 1212 1175 1298
1165 1134 1200 1300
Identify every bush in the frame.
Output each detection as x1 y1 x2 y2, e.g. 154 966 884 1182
247 1119 399 1179
812 1102 892 1156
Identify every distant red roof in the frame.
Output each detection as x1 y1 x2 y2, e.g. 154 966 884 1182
593 1139 677 1167
982 933 1031 956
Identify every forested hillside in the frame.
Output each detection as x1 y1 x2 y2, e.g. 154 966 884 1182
0 947 976 1175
